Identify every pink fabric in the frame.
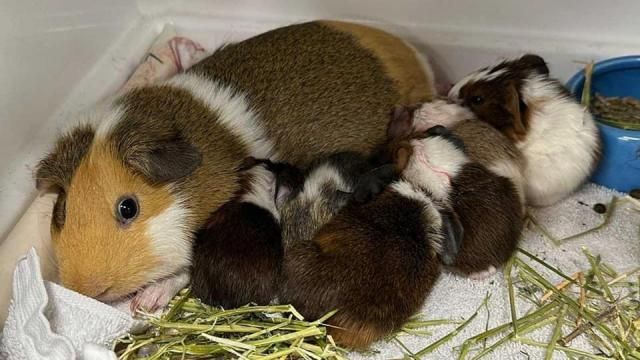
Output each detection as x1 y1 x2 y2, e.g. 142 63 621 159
119 33 207 93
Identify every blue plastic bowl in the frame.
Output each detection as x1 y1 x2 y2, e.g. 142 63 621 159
566 55 640 193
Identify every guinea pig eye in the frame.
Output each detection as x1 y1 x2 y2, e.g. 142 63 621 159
116 196 139 224
470 95 484 105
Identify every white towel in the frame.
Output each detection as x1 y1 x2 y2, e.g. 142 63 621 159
0 248 133 360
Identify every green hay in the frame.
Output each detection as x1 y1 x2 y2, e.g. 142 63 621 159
114 294 346 360
582 60 640 130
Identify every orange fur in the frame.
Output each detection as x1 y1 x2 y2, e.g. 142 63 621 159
54 142 177 301
328 316 391 349
314 230 344 253
321 20 435 104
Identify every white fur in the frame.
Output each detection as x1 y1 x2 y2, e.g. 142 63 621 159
448 60 600 207
391 180 443 253
241 165 280 221
167 73 277 160
412 100 474 132
517 76 600 206
300 163 350 201
401 136 469 201
391 180 432 205
81 104 125 140
145 194 194 281
448 68 506 101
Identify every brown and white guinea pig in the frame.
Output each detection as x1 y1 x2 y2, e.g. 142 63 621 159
276 151 459 349
447 54 602 207
33 21 436 306
375 101 527 208
387 107 524 279
190 158 303 309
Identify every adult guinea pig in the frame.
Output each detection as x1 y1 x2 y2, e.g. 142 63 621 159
34 21 436 308
277 152 450 349
190 158 303 309
387 107 524 279
447 54 602 206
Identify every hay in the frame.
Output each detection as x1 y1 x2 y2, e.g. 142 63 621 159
583 61 640 130
451 248 639 360
114 292 347 359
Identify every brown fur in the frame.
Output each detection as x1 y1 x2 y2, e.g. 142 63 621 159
383 108 524 275
280 190 441 349
114 85 248 225
190 160 303 308
451 119 524 172
447 163 524 274
457 79 528 142
37 20 434 300
329 317 391 349
321 20 434 104
454 54 565 143
191 199 282 308
189 21 432 165
36 125 95 193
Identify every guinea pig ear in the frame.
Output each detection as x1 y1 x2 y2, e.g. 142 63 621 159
35 124 95 192
124 136 202 184
438 209 464 266
275 184 292 209
274 164 304 209
387 105 416 140
393 142 414 172
517 54 549 76
504 82 528 138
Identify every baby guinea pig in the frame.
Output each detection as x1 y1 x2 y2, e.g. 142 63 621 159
376 101 527 209
448 54 602 206
190 158 303 308
277 151 460 349
388 107 524 279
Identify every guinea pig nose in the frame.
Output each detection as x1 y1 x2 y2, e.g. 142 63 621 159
94 286 114 300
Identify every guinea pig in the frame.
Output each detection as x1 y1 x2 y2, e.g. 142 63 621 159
34 21 437 307
447 54 602 206
387 107 524 278
190 158 303 309
373 101 527 208
277 151 459 349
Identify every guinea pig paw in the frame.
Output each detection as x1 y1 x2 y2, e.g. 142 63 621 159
467 266 497 281
130 284 173 313
130 272 191 314
130 282 179 313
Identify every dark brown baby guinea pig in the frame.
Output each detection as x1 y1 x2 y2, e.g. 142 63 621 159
276 152 451 349
388 107 524 279
190 158 303 308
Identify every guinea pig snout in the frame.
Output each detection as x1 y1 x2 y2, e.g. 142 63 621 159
62 273 114 299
